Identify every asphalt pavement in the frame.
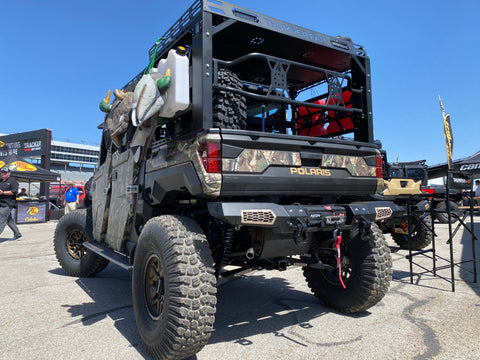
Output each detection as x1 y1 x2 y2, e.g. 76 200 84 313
1 216 479 360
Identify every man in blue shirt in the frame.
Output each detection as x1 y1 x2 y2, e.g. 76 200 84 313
63 181 79 214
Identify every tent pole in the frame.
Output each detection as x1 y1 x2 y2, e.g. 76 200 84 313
469 180 477 283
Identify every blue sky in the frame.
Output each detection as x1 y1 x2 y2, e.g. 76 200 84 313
1 0 478 166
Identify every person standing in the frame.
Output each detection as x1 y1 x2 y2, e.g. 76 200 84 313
0 167 22 240
63 181 79 214
474 180 480 206
18 188 28 198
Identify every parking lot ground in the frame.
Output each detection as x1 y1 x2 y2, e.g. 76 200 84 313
1 217 479 360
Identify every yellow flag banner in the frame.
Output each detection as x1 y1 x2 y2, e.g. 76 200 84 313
439 96 453 169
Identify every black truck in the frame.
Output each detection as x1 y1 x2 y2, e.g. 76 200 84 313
53 1 404 359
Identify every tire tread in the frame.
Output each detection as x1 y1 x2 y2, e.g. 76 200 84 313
133 215 216 360
303 223 392 313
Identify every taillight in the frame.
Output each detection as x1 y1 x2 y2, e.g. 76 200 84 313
421 186 435 194
420 186 434 200
199 142 221 173
376 155 383 178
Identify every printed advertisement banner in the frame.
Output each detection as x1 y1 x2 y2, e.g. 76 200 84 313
0 129 50 158
439 97 453 169
16 201 47 224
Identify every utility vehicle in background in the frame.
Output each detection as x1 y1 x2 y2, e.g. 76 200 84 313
379 158 433 250
387 160 462 223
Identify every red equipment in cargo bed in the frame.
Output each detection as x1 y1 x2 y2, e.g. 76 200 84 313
296 90 354 137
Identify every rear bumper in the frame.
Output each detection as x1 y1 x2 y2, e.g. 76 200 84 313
207 200 404 232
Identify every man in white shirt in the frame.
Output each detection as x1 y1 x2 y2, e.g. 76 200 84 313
475 180 480 198
474 180 480 206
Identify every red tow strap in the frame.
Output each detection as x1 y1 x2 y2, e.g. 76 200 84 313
335 232 346 289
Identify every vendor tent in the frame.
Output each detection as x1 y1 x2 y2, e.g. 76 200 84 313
453 151 480 178
0 154 60 182
429 150 480 180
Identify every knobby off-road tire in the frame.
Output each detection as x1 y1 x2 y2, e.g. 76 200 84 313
53 209 109 277
435 201 459 224
303 222 392 313
213 68 247 129
132 215 217 360
392 215 433 250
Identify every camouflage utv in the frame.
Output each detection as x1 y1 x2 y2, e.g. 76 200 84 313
54 1 404 359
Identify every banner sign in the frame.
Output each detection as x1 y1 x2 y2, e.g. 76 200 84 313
0 129 49 158
448 171 472 190
15 201 47 224
439 96 453 169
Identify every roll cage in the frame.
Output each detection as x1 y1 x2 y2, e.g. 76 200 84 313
119 0 374 143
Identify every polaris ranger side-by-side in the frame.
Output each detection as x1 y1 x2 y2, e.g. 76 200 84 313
53 1 404 359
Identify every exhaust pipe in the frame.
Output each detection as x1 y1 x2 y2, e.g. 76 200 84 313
246 247 255 259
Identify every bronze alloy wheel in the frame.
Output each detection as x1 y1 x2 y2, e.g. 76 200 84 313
144 254 165 320
53 210 109 277
66 229 86 259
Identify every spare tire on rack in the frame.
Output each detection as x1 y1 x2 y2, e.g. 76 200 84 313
213 68 247 129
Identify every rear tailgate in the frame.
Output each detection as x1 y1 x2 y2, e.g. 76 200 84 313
219 129 382 196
